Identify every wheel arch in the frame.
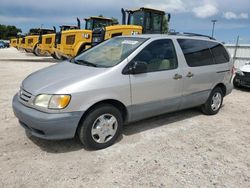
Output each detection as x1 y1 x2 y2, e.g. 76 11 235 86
75 42 91 56
213 83 227 96
75 99 128 136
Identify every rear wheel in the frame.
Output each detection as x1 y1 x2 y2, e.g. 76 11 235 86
51 52 59 60
201 87 223 115
77 104 123 149
33 45 40 56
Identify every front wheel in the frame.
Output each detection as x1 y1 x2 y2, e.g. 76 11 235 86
77 104 123 149
201 87 223 115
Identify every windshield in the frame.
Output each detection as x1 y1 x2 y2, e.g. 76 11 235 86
73 37 147 67
85 19 112 30
130 11 144 26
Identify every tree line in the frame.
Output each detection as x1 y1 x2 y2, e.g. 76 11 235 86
0 14 168 40
0 24 22 40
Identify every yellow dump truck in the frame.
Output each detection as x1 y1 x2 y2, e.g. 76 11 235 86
54 16 114 59
92 7 170 46
23 29 55 56
10 38 18 48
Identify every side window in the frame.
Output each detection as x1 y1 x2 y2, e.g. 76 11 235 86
207 42 230 64
177 39 214 67
133 39 178 73
152 13 162 32
145 12 151 31
66 35 75 45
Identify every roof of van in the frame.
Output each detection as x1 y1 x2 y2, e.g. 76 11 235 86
122 34 219 42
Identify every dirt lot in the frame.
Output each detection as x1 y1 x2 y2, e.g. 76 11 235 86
0 48 249 188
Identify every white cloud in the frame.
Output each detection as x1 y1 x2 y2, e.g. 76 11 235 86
223 11 249 20
144 0 187 13
192 3 218 18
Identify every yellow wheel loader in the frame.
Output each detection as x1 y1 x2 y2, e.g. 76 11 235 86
10 38 18 48
92 7 170 46
37 27 57 56
54 16 114 59
23 29 55 56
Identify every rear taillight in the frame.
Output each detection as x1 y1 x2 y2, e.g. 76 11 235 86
231 65 235 75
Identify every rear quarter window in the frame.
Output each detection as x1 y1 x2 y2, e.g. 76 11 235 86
207 42 230 64
177 39 214 67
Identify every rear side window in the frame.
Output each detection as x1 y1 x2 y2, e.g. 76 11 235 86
133 39 178 73
28 39 33 44
177 39 214 67
207 42 230 64
45 37 52 44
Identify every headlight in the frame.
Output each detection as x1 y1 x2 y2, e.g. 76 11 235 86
236 69 244 76
34 94 71 109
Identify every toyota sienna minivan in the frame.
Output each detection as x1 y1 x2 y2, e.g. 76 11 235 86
13 34 233 149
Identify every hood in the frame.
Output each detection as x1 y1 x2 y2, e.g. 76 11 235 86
240 64 250 72
22 61 107 95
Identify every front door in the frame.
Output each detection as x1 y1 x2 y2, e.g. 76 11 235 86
128 39 183 121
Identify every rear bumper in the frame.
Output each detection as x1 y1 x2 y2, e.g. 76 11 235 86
12 94 83 140
225 82 233 96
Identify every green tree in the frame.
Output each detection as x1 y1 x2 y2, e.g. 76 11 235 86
0 24 22 39
111 17 119 25
162 15 169 33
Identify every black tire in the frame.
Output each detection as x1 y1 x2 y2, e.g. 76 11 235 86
77 104 123 149
233 77 240 88
51 52 59 60
33 45 39 56
201 87 223 115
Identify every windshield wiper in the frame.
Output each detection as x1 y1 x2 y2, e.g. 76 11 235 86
74 59 97 67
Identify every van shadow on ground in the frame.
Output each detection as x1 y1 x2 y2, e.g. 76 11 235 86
28 107 202 153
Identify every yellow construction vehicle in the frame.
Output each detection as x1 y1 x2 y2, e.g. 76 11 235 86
92 7 170 46
10 38 18 48
37 27 56 56
54 16 114 59
17 36 26 50
23 28 55 55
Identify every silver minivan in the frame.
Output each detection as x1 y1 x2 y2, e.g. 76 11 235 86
12 34 233 149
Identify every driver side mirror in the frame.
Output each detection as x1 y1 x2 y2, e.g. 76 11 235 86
124 61 147 75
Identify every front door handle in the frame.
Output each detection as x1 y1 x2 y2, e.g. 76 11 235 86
173 74 182 80
186 72 194 78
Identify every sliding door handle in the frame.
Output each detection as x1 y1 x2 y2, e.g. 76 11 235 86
173 74 182 80
186 72 194 78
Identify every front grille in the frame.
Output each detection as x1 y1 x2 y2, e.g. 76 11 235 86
243 72 250 78
19 88 32 104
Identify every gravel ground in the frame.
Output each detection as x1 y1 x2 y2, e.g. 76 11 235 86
0 48 249 188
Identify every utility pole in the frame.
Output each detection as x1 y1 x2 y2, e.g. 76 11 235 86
211 20 217 38
233 35 240 65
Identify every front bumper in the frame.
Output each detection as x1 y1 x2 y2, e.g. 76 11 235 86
234 74 250 87
12 94 83 140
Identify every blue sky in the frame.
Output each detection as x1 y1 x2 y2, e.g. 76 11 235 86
1 0 250 44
